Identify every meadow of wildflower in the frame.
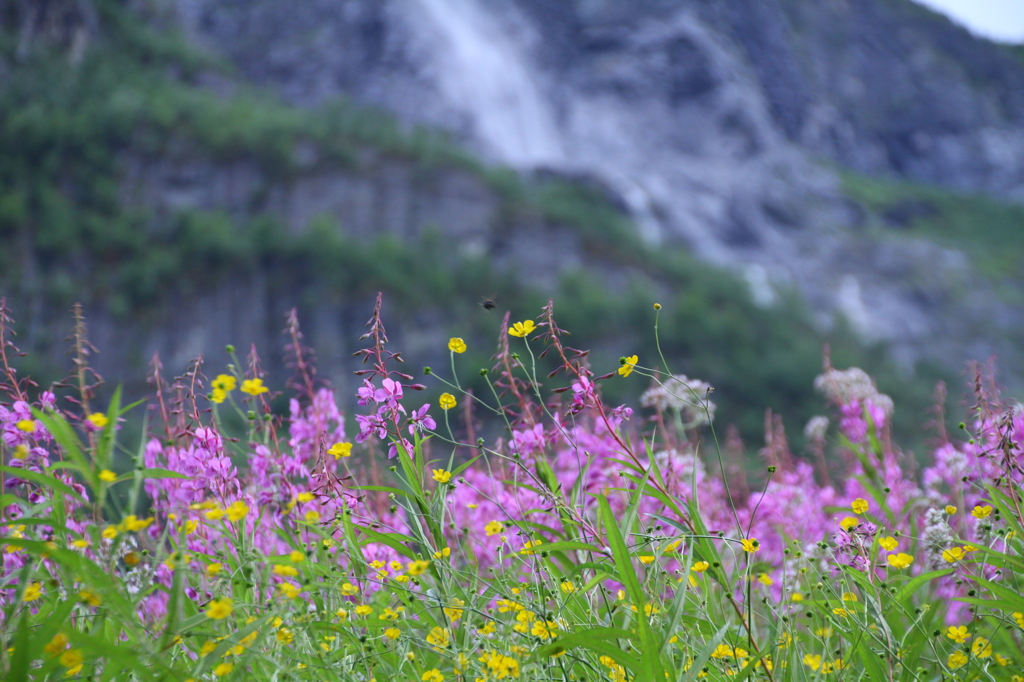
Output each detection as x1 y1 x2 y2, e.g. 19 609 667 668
0 294 1022 682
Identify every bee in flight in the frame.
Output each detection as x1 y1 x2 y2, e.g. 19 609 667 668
480 296 497 311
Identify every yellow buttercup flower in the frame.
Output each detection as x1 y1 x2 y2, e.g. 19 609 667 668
328 442 353 459
225 501 249 522
942 547 965 563
878 536 898 551
87 413 109 429
278 583 301 599
59 649 84 669
972 505 993 519
439 392 457 410
839 516 859 530
945 505 957 514
79 590 101 606
98 469 117 483
426 626 450 649
432 469 452 484
240 378 268 396
212 374 236 392
448 338 467 353
851 498 869 514
618 355 638 377
519 539 542 555
803 654 821 671
972 637 992 658
205 597 233 619
16 419 36 433
23 582 43 602
406 560 429 576
120 515 154 532
44 633 69 657
946 626 970 643
691 561 709 572
948 651 968 669
531 620 557 638
485 520 504 536
886 553 914 569
508 320 536 338
740 538 760 553
384 627 401 640
213 662 234 677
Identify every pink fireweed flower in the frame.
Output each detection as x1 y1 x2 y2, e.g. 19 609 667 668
373 378 405 409
569 373 596 414
388 437 414 460
356 380 377 407
355 413 389 443
407 404 436 436
511 423 547 458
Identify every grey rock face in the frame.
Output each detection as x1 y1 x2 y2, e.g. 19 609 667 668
162 0 1024 382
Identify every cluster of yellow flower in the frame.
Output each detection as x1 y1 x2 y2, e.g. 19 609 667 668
477 650 520 679
803 654 844 673
209 373 269 404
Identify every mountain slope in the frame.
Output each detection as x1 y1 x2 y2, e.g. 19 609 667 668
170 0 1024 382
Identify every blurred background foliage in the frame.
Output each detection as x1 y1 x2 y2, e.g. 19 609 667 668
0 0 985 461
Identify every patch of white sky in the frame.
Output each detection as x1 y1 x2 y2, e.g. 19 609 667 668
912 0 1024 43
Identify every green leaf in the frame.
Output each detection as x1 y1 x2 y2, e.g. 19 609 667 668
598 495 665 682
32 408 94 490
681 623 729 682
970 576 1024 613
121 468 189 481
0 466 85 503
354 485 413 497
892 568 952 604
9 609 31 682
353 527 418 560
534 628 637 670
529 541 607 554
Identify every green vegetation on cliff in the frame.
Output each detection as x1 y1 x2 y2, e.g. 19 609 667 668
0 1 955 454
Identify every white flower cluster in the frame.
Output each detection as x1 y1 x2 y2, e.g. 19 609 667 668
641 375 715 426
921 507 954 568
803 415 830 441
653 447 707 480
813 367 893 415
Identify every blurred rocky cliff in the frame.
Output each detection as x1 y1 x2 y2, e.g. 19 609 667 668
2 0 1024 441
169 0 1024 373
